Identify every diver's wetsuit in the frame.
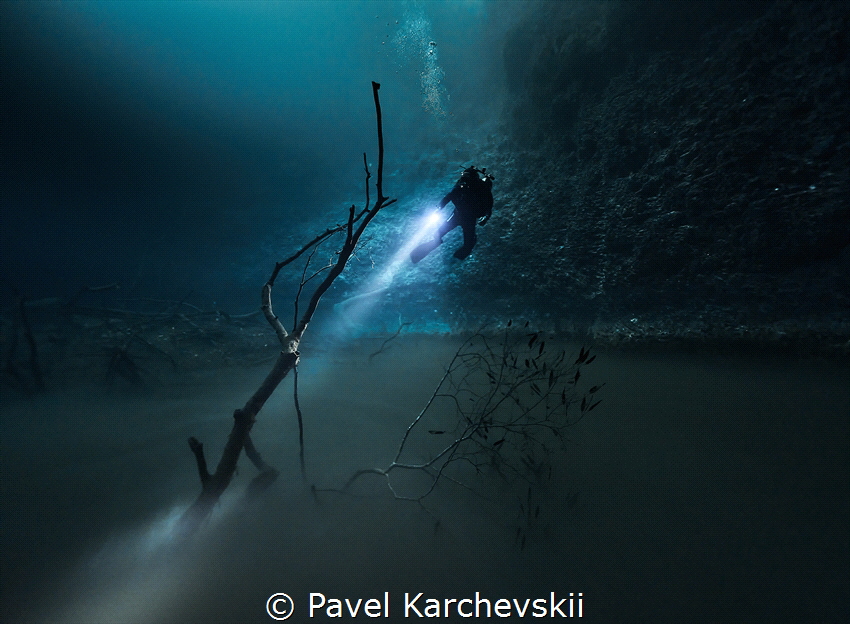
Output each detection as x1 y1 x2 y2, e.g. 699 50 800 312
436 169 494 260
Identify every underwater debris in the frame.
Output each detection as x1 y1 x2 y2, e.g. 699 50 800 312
330 323 605 553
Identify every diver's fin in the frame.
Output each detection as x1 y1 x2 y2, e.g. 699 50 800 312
410 238 441 263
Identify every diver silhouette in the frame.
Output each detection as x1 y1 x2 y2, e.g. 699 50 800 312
411 166 494 263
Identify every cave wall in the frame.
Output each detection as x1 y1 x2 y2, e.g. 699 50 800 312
444 0 849 333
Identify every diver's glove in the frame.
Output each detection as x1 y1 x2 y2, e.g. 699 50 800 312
478 216 489 226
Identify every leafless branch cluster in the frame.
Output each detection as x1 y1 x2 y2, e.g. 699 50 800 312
338 322 603 509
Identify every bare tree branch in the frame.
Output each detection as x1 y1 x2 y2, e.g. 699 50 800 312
178 82 394 538
332 325 603 515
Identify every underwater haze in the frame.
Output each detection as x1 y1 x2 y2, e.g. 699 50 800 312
2 0 508 308
2 1 849 622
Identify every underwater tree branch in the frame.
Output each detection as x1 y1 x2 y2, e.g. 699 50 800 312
368 321 413 362
293 364 306 480
291 112 396 337
291 243 335 332
178 81 394 537
332 324 603 517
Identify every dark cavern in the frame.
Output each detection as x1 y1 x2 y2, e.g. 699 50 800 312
2 2 848 622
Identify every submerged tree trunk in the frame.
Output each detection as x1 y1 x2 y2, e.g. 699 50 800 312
179 349 297 535
177 82 394 538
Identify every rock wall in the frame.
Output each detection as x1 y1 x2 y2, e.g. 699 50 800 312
445 0 848 348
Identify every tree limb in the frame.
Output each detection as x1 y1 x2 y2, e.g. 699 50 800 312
178 81 394 538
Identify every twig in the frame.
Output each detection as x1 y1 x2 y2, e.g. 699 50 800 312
368 321 413 362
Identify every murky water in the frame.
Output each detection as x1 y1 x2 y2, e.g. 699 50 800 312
2 335 848 622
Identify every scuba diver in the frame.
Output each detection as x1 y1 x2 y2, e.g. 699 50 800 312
411 166 494 263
